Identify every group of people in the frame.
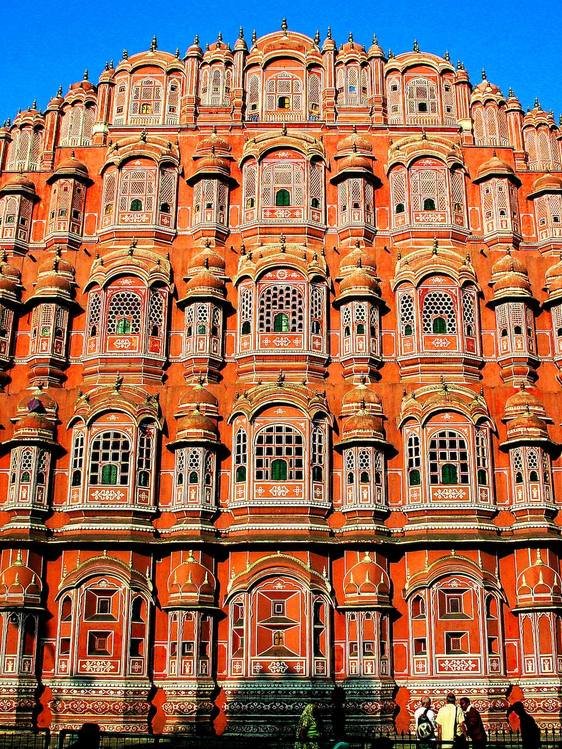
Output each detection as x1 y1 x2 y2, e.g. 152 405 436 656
415 695 541 749
415 694 487 749
295 697 541 749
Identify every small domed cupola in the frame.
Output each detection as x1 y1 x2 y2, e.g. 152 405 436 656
343 552 392 608
166 551 217 609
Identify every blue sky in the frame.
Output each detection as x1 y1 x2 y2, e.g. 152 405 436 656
1 0 561 122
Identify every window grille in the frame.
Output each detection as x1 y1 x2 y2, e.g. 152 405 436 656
442 79 456 122
239 286 253 335
429 430 469 485
243 162 257 214
258 285 304 332
247 74 260 117
407 433 421 486
118 168 156 215
387 76 403 124
234 429 247 482
113 80 128 124
307 72 321 117
20 449 33 479
89 431 131 486
148 289 165 337
310 284 324 333
130 77 163 122
311 425 325 475
107 292 142 335
411 167 447 212
476 428 489 484
462 287 477 337
101 170 117 224
158 167 177 220
71 431 85 487
551 303 562 339
390 169 407 220
255 424 304 480
422 291 457 334
473 107 485 144
166 78 180 124
406 77 438 120
345 451 355 484
309 162 323 215
399 292 415 336
137 426 153 487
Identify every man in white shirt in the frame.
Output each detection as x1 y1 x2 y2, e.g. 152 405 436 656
415 696 437 744
436 693 466 749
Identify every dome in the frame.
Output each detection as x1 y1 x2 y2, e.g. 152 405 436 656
517 555 562 607
545 258 562 303
343 552 391 607
491 250 528 278
471 77 503 103
167 553 216 608
341 410 385 443
338 245 378 277
0 174 36 195
183 270 226 299
174 409 219 444
475 154 519 183
342 382 382 416
504 387 547 422
367 36 385 58
0 557 42 608
187 154 232 183
13 412 56 443
16 387 57 417
332 151 374 181
48 155 91 185
336 129 373 155
506 411 550 443
528 174 562 199
493 271 532 297
338 266 381 299
0 254 22 302
193 128 232 159
188 246 226 276
178 384 219 417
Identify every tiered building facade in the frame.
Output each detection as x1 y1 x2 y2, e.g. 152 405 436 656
0 23 561 736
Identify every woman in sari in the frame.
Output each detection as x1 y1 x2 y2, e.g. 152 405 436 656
295 703 322 749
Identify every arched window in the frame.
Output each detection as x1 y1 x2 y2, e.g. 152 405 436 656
258 285 304 333
275 189 290 207
234 429 248 483
107 292 142 335
422 291 457 335
406 77 438 121
423 197 436 211
255 424 304 481
407 433 421 486
429 430 469 485
412 595 425 618
400 292 415 337
130 198 143 211
89 431 131 486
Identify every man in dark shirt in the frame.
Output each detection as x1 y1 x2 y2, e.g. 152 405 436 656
460 697 487 749
507 702 541 749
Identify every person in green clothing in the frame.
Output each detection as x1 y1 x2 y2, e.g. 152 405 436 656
295 703 322 749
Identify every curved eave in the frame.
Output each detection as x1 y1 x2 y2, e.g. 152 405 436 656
335 436 391 452
330 168 380 185
500 437 560 456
